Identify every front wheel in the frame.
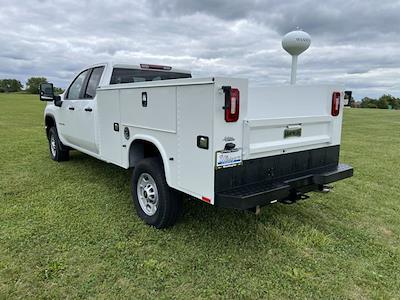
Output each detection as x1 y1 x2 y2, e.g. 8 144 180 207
48 127 69 162
131 158 182 228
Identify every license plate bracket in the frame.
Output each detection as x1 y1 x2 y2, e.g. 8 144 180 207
284 125 302 138
216 149 242 169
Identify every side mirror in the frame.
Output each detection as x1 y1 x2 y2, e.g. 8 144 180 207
54 95 62 107
39 83 54 101
344 90 352 107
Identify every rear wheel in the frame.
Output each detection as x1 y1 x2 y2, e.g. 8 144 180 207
131 158 182 228
48 127 69 162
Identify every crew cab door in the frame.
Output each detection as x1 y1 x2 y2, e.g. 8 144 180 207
58 69 91 147
61 66 104 154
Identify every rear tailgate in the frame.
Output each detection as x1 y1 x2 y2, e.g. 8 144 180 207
243 85 344 160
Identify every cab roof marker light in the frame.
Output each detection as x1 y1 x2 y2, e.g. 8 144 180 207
140 64 172 70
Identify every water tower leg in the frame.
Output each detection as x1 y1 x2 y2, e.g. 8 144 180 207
291 55 298 85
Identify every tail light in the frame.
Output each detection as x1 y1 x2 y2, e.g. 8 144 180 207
331 92 341 116
222 86 240 122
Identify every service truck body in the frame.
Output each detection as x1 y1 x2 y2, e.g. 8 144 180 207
42 62 353 227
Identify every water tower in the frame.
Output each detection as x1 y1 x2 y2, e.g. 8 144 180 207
282 29 311 84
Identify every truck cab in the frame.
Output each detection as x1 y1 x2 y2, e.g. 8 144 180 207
43 62 191 158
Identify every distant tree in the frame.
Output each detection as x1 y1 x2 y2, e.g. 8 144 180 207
360 97 377 108
54 87 64 95
0 79 23 92
26 77 48 94
376 97 388 109
384 95 400 110
376 94 391 109
392 98 400 110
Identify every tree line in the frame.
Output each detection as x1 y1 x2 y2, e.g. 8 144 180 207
0 77 64 94
354 94 400 110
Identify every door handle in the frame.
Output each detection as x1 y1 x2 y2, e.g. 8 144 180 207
142 92 147 107
85 107 93 112
69 107 75 111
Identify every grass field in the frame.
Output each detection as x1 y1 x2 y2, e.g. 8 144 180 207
1 93 399 299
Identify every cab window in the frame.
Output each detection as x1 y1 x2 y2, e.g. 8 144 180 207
66 69 90 100
84 67 104 99
110 68 191 84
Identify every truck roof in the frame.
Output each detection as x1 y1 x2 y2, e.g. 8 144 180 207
84 61 191 75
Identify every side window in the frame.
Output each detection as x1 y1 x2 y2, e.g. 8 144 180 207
66 69 90 100
84 66 104 99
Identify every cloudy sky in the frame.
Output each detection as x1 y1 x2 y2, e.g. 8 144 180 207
1 0 399 99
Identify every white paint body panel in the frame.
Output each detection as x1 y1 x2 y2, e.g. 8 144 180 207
44 62 345 205
176 83 215 200
244 85 343 159
120 87 177 133
97 89 122 165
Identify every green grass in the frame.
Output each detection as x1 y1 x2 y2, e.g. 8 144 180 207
1 93 399 299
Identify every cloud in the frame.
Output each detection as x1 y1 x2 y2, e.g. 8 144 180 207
0 0 399 99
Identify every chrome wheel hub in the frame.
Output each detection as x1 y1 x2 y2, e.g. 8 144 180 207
50 135 57 157
137 173 158 216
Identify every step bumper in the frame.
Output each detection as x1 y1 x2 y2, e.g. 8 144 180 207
215 163 353 210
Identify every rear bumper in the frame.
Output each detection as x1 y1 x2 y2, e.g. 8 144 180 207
215 163 353 210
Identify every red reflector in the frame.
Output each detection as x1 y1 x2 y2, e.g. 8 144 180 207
331 92 341 116
140 64 172 70
201 196 211 203
225 88 240 122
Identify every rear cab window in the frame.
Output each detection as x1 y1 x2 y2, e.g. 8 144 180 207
110 68 191 84
84 66 105 99
66 66 104 100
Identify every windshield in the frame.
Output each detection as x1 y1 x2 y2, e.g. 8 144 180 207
110 68 191 84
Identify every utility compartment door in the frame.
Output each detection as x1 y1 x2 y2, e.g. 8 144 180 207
120 86 177 133
244 85 343 160
176 83 215 202
96 89 123 165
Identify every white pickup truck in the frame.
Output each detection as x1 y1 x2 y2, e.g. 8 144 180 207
40 62 353 228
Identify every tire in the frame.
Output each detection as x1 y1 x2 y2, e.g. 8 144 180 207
131 158 182 228
48 127 69 162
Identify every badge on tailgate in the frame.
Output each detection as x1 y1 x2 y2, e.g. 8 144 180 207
216 149 242 169
284 124 302 138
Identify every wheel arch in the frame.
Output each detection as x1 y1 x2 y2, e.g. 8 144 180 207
45 114 56 139
128 135 172 186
